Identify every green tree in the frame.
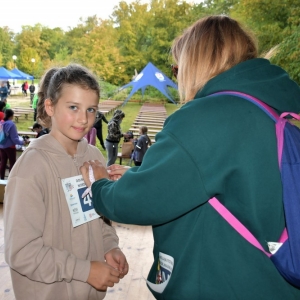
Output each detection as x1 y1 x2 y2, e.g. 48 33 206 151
18 47 40 77
40 27 66 60
147 0 196 75
231 0 300 83
65 15 100 55
112 0 198 80
0 27 15 67
112 0 150 80
232 0 294 53
71 20 125 85
270 5 300 84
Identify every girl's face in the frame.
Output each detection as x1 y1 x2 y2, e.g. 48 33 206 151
45 84 98 149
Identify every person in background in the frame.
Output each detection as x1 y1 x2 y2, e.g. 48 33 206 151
32 93 38 121
0 109 29 179
105 109 127 166
21 82 26 96
4 64 128 300
32 122 49 138
132 125 151 166
24 81 28 96
0 102 5 121
29 82 35 104
6 81 11 96
0 81 8 101
2 98 11 111
93 110 108 150
80 15 300 299
84 127 97 145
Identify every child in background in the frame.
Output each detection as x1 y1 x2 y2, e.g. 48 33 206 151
0 109 29 179
32 122 49 138
32 93 38 121
4 64 128 300
132 125 151 166
2 98 11 111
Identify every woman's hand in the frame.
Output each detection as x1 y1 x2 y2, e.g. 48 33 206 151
80 160 109 186
107 164 131 181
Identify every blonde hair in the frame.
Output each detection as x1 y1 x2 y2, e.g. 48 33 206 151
172 15 258 103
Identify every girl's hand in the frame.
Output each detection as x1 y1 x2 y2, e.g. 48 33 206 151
87 261 120 291
105 248 129 279
107 164 130 181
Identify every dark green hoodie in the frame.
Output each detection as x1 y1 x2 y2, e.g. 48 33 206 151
92 58 300 299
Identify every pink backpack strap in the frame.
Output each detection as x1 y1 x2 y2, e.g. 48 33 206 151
208 197 271 257
207 91 292 255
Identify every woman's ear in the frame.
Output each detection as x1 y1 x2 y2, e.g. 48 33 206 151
44 99 54 116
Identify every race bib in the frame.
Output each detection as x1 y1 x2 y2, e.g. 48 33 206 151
61 175 99 227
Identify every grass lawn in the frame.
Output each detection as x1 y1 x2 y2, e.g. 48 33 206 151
7 95 179 163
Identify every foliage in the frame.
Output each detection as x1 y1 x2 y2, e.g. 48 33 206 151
0 27 15 67
231 0 300 84
269 6 300 83
0 0 299 86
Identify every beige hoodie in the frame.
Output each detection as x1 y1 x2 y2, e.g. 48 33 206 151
4 135 119 300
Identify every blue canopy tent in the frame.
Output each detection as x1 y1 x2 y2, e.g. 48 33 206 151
120 62 178 104
10 68 34 80
0 67 22 80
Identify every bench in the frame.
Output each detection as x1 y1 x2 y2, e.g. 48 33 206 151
0 179 8 203
117 142 134 165
13 108 34 120
14 113 21 122
18 131 38 137
131 124 163 130
129 128 161 133
131 131 156 137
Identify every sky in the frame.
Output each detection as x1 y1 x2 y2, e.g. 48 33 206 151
1 0 201 34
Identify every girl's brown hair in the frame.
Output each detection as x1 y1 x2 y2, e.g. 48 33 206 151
37 64 100 128
172 15 258 103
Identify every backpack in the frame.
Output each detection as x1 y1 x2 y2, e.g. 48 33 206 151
124 130 134 142
0 121 8 144
207 91 300 287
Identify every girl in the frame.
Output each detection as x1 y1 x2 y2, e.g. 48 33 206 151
132 126 151 166
4 64 128 300
81 16 300 299
0 109 28 179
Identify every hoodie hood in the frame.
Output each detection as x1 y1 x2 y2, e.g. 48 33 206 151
197 58 300 114
27 134 89 159
111 109 125 122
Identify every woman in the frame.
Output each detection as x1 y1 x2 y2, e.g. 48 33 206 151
105 109 126 166
0 109 28 179
93 110 108 150
81 16 300 299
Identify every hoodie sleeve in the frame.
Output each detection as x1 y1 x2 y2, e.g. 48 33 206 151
91 129 210 225
4 154 90 284
102 114 108 124
102 222 119 254
6 121 24 146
